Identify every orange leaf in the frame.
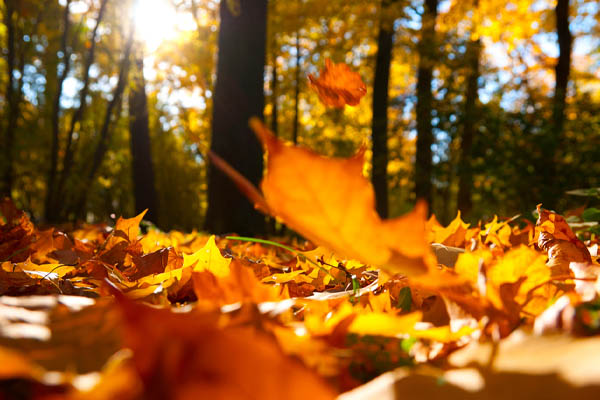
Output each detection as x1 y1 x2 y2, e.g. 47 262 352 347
250 118 432 277
113 291 336 400
428 212 470 247
536 205 591 274
308 59 366 108
114 209 147 242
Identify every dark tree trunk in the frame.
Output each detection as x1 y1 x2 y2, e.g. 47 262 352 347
56 0 109 211
542 0 572 209
1 0 18 198
205 0 267 235
414 0 438 208
129 50 158 224
553 0 572 143
72 25 134 219
371 0 396 219
292 28 301 144
45 0 72 221
270 55 279 137
267 53 279 235
456 38 481 218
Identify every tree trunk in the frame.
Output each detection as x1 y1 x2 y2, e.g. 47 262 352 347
56 0 109 211
205 0 267 235
456 37 481 218
414 0 438 208
267 53 279 235
271 55 279 137
292 27 301 144
45 0 72 221
1 0 17 198
129 49 159 224
371 0 396 219
543 0 572 209
72 24 135 219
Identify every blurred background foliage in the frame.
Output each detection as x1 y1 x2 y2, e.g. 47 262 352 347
0 0 599 231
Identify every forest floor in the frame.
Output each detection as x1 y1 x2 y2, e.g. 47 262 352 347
1 196 600 399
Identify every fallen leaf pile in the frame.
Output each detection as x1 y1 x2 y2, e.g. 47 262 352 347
2 131 600 398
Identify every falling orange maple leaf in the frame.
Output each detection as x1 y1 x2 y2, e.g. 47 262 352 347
249 118 435 278
308 59 366 108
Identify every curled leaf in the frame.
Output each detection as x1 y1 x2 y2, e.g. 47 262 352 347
536 205 591 274
308 59 366 108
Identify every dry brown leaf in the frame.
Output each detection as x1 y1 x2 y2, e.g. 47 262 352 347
308 59 366 108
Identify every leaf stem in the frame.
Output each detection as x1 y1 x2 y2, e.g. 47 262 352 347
225 236 337 281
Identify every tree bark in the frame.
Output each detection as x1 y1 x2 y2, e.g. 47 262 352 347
129 48 159 224
205 0 267 235
45 0 72 221
55 0 109 213
414 0 438 208
553 0 572 143
543 0 572 209
292 27 301 144
456 37 481 218
270 54 279 137
371 0 396 219
1 0 17 198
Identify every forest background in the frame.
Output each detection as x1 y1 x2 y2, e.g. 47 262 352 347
1 0 599 232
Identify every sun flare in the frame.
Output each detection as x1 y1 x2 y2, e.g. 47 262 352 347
133 0 195 52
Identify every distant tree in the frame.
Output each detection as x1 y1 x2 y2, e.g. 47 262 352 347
45 0 72 221
371 0 399 219
129 46 158 223
270 53 279 138
71 23 135 219
1 0 24 198
52 0 110 220
456 0 481 218
292 0 302 145
542 0 572 209
415 0 438 208
205 0 268 235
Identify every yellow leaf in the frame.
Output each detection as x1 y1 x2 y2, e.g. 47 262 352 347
429 211 470 247
350 311 473 342
183 235 231 278
349 311 421 337
262 270 312 284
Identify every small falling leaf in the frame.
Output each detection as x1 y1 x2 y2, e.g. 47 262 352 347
308 59 366 108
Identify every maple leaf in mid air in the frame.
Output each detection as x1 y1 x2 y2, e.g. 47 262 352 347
249 119 434 278
308 59 366 108
208 120 462 283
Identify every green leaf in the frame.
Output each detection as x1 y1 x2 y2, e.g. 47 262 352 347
582 208 600 222
396 286 412 312
400 337 417 353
